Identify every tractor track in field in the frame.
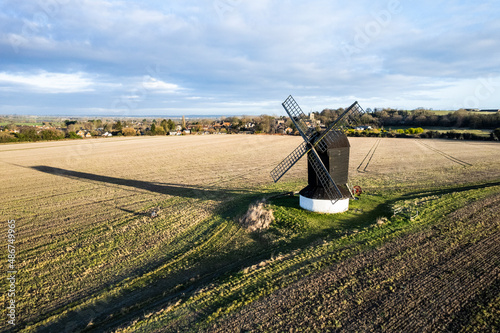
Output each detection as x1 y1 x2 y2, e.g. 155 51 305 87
357 138 381 173
208 194 500 333
416 140 473 167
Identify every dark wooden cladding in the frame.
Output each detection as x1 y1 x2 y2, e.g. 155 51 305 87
329 146 349 185
306 131 350 198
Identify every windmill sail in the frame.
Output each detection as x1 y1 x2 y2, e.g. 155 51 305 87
282 95 314 140
270 141 309 182
314 102 364 153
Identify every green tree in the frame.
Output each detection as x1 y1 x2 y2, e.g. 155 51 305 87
40 129 65 140
114 120 123 131
255 115 273 133
167 119 176 131
160 119 168 132
231 117 243 130
84 121 94 130
103 123 112 132
17 127 40 142
190 125 202 133
360 113 375 125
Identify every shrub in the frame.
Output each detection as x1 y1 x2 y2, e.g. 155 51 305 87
66 131 82 139
122 127 137 136
0 132 17 143
426 130 440 139
154 126 166 135
16 127 40 141
405 127 424 135
386 130 397 138
40 129 65 140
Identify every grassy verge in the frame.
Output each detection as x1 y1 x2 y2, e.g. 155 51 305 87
118 180 500 332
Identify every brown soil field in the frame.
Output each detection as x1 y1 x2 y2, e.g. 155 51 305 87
1 135 499 332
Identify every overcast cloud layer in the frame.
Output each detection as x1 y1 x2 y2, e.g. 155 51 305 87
1 0 499 116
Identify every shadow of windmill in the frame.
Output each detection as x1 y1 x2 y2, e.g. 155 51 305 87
30 165 255 203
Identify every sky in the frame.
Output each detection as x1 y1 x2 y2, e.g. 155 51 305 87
1 0 500 117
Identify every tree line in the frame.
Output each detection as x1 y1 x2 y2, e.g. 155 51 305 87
314 108 500 129
2 110 500 143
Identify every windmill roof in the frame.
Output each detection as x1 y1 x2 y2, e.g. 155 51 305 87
326 131 350 149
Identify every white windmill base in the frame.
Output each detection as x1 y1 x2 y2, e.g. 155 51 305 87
299 195 349 214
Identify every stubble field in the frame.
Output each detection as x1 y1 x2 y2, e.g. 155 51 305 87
1 135 499 332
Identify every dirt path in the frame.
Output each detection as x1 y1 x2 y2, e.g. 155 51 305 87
208 194 500 332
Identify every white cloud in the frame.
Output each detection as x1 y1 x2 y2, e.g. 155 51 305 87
0 71 95 93
142 77 182 93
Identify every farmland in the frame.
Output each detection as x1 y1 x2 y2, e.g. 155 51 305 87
1 135 500 332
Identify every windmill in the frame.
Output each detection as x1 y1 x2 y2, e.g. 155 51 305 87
271 95 364 213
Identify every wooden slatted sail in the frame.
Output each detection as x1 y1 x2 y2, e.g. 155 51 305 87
270 141 309 183
282 95 315 140
314 102 364 153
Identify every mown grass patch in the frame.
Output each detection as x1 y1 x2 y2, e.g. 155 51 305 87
268 192 391 232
